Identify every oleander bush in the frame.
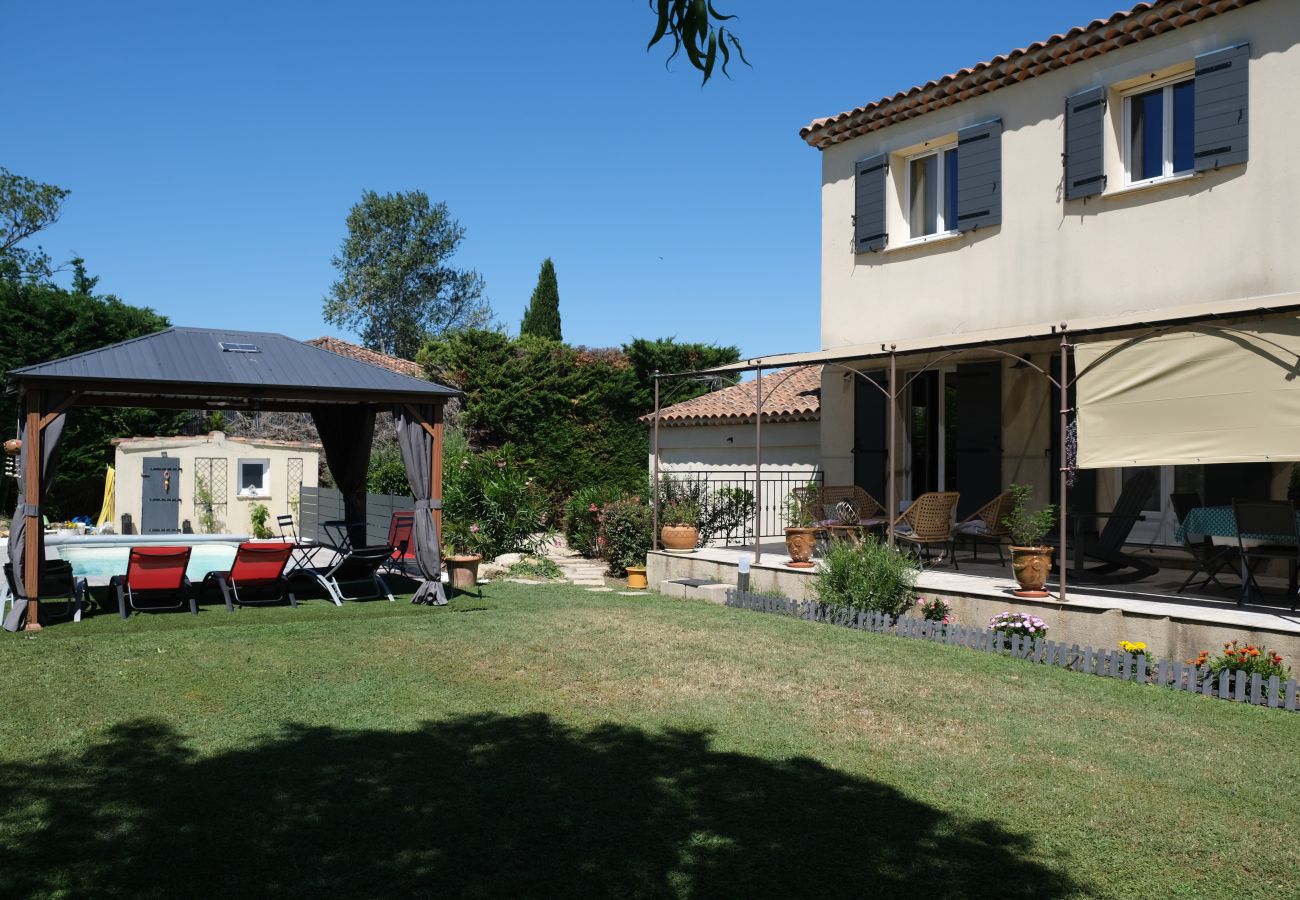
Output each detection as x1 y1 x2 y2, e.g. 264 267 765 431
812 538 918 619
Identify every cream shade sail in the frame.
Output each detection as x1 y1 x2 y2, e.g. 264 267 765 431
1075 317 1300 469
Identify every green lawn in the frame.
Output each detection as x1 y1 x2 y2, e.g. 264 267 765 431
1 583 1297 898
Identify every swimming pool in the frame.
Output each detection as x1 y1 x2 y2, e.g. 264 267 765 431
43 534 249 582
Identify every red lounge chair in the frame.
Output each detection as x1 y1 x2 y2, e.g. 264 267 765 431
112 546 195 619
384 511 416 575
202 542 297 612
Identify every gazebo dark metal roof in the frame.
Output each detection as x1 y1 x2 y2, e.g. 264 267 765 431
5 327 458 410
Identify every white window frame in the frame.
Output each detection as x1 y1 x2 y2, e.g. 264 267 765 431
1121 73 1194 188
237 458 271 498
902 143 959 241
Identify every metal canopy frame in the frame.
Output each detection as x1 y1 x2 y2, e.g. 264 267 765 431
651 310 1300 604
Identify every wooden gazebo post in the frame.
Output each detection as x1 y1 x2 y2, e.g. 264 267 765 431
22 388 42 630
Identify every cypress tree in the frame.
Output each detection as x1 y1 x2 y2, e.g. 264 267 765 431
520 257 562 341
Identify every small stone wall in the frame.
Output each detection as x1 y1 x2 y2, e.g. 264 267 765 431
647 551 1300 665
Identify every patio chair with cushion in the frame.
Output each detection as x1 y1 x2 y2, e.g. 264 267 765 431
1048 468 1158 584
201 541 297 612
3 560 89 630
1232 500 1300 610
111 546 196 619
1170 491 1237 593
297 545 395 605
383 511 416 576
792 485 887 527
954 492 1014 565
892 492 961 568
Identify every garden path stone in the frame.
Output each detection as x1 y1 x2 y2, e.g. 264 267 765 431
585 587 614 593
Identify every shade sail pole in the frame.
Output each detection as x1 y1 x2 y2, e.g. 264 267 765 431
652 374 661 552
754 366 762 564
1059 327 1069 603
887 350 897 548
23 389 42 631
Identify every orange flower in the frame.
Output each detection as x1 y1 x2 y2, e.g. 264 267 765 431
1249 648 1261 657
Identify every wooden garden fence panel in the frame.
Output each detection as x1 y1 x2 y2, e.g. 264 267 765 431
723 589 1298 713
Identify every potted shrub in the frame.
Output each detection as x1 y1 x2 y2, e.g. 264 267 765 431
1001 483 1058 598
443 522 486 591
784 492 818 569
660 500 700 552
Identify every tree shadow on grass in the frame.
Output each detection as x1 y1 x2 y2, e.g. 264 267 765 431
0 715 1085 898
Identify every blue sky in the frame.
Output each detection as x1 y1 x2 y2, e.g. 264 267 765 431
10 1 1111 360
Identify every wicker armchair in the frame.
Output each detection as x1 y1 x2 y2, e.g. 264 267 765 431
791 485 886 526
954 492 1014 565
892 492 961 568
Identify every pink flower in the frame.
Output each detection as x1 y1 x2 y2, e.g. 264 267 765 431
469 523 480 533
589 503 598 512
496 459 507 469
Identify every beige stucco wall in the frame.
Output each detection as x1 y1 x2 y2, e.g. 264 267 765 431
819 1 1300 350
113 432 319 536
651 420 821 472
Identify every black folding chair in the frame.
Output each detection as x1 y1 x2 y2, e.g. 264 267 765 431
276 514 299 541
1170 492 1237 593
1232 499 1300 610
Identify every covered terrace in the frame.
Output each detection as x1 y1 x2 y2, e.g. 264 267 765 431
647 295 1300 659
4 327 458 630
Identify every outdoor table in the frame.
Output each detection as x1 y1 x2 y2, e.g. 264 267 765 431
1173 506 1300 547
287 539 328 572
321 520 365 553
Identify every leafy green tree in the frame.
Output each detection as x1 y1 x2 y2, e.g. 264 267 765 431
622 337 740 411
647 0 750 84
420 331 647 510
0 269 187 518
519 258 562 341
324 190 491 359
0 167 70 282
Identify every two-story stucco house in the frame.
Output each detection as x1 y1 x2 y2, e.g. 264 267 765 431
711 0 1300 551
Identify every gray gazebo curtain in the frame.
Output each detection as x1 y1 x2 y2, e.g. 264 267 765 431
4 403 67 631
311 404 376 550
393 404 447 606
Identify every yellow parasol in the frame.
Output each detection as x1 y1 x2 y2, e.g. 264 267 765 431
96 466 115 530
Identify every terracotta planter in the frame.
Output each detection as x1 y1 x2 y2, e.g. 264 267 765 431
625 565 648 590
784 527 818 568
1010 545 1054 597
661 524 699 552
445 554 482 591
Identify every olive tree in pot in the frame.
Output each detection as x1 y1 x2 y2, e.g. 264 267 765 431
1002 483 1058 598
784 492 818 569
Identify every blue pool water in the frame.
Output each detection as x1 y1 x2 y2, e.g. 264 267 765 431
56 544 238 581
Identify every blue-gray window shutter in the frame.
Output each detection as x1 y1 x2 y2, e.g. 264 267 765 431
1064 86 1106 199
1194 43 1249 171
854 153 889 253
956 119 1001 231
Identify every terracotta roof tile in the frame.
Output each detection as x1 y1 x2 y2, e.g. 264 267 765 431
801 0 1259 149
305 336 425 379
641 366 821 427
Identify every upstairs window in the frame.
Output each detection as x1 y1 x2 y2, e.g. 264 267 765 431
1123 76 1195 185
905 145 959 238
